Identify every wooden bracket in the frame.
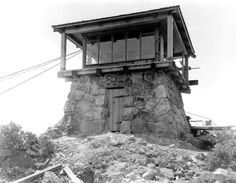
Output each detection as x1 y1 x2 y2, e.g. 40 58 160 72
189 80 198 86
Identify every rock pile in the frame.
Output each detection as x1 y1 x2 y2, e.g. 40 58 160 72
49 132 236 183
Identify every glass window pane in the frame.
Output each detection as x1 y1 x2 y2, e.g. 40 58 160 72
99 36 112 63
127 32 140 60
86 40 98 65
113 33 125 62
141 34 155 59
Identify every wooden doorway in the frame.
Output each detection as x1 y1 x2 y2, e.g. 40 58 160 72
107 88 124 132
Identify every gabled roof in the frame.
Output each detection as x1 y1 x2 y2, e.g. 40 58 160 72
52 5 195 58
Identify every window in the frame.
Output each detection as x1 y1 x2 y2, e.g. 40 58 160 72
113 33 125 62
84 24 157 65
127 32 140 60
99 35 112 63
141 32 155 59
86 38 99 65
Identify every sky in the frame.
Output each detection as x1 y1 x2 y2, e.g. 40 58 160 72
0 0 235 135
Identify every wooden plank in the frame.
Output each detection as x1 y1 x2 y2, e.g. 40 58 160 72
82 38 86 69
191 126 233 131
111 35 114 62
63 165 84 183
139 31 142 59
125 33 128 61
167 15 173 59
184 55 189 82
58 61 171 78
61 33 67 71
12 164 62 183
155 27 159 61
160 35 164 61
189 80 198 86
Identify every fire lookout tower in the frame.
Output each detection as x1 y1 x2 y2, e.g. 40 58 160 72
53 6 198 137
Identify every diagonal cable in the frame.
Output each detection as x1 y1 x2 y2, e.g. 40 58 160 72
0 50 80 81
0 51 80 96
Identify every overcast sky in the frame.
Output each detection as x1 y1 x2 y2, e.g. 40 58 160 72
0 0 235 135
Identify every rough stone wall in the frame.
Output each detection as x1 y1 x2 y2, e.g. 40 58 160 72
60 71 191 137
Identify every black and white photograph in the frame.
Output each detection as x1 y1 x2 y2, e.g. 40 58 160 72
0 0 236 182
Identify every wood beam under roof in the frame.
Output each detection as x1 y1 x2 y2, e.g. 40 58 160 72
167 15 173 59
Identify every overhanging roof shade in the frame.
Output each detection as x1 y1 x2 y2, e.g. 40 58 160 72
52 5 195 58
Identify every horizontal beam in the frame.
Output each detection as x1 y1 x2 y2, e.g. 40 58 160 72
191 126 234 131
189 80 198 85
58 61 172 78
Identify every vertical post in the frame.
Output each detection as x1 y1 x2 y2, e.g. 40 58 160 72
125 33 128 61
61 32 67 71
167 15 173 59
160 35 164 62
82 38 86 68
139 31 142 60
184 55 189 83
155 26 159 61
111 35 114 62
97 36 100 64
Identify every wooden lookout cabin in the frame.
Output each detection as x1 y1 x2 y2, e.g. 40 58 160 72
53 5 198 137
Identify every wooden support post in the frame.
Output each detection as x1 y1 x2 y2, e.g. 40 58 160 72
82 38 86 68
111 35 114 62
155 26 159 61
160 35 164 62
61 32 67 71
167 15 173 59
184 55 189 83
125 33 128 61
97 37 100 64
139 31 142 60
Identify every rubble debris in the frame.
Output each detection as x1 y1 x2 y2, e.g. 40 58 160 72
50 132 222 183
41 171 60 183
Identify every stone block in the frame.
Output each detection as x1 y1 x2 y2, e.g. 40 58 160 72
120 121 131 133
79 76 89 84
154 84 168 99
153 98 172 117
95 95 105 106
122 107 138 121
75 90 85 100
64 100 75 112
122 108 134 121
145 98 156 111
123 96 134 107
76 100 91 113
159 168 174 179
131 116 146 134
142 169 157 180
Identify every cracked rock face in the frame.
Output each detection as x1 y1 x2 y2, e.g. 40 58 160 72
59 71 191 137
